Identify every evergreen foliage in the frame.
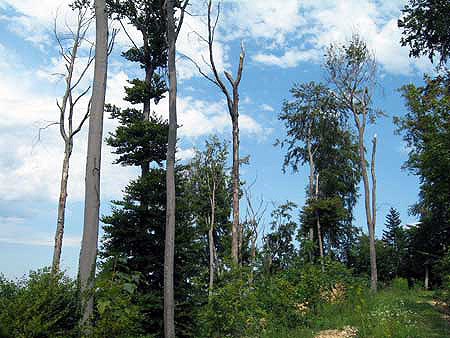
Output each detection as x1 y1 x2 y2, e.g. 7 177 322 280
382 207 402 246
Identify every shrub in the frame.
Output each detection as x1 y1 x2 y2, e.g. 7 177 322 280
196 259 360 336
196 267 267 338
0 268 79 338
92 269 149 338
391 277 409 291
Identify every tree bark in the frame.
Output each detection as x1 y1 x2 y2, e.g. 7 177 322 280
52 142 73 273
370 134 377 289
52 8 92 273
78 0 108 331
354 112 377 292
307 134 315 244
164 0 176 336
201 1 244 265
141 65 154 179
424 265 429 290
315 173 324 263
232 117 240 264
208 183 216 297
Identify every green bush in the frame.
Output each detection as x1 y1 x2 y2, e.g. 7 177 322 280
92 269 149 338
196 267 268 338
391 277 409 291
0 268 79 338
196 259 359 336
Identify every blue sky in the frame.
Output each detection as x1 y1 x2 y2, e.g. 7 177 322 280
0 0 433 279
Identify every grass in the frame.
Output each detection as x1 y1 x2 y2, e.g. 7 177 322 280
262 288 450 337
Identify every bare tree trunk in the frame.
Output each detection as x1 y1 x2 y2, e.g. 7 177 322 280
355 113 377 292
52 142 73 273
232 117 240 264
307 135 315 245
370 134 377 289
315 173 324 263
51 8 93 274
191 1 244 265
424 265 429 290
165 0 176 336
208 186 215 296
78 0 108 331
141 65 154 179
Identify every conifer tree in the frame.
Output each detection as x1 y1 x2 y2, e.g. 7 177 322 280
382 207 402 246
382 207 406 279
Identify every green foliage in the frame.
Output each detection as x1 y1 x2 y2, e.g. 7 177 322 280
124 74 167 105
277 80 361 261
276 81 343 173
197 259 359 336
434 250 450 304
0 268 79 338
105 105 168 168
398 0 450 66
93 264 148 338
262 201 298 274
101 165 203 336
197 267 266 338
382 208 408 280
391 277 409 291
106 0 168 70
396 73 450 282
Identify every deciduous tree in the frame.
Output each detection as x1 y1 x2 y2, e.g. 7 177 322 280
78 0 109 330
324 35 381 291
398 0 450 66
51 6 94 273
164 0 188 336
190 0 245 264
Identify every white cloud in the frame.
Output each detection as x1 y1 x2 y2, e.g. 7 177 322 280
176 148 195 161
260 104 274 112
221 0 434 75
253 48 320 68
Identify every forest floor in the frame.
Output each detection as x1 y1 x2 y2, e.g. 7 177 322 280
265 288 450 337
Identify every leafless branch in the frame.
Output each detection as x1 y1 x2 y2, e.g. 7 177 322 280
118 18 140 52
178 51 219 86
72 98 91 137
175 0 190 40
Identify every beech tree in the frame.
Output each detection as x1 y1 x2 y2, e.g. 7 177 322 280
78 0 109 330
278 82 360 262
324 35 381 291
190 0 245 264
396 74 450 288
278 82 340 259
164 0 188 336
398 0 450 66
188 136 232 296
51 7 94 273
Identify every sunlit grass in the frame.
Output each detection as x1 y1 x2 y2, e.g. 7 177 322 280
263 288 450 338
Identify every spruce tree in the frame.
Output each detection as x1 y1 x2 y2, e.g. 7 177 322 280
382 207 406 279
382 207 402 246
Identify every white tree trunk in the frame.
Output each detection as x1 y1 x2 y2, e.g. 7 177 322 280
52 142 72 273
164 0 177 336
78 0 108 330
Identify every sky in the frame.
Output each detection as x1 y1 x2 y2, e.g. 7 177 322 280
0 0 434 279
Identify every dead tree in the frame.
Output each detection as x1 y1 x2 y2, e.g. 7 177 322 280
52 7 94 274
189 0 245 264
243 181 267 284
